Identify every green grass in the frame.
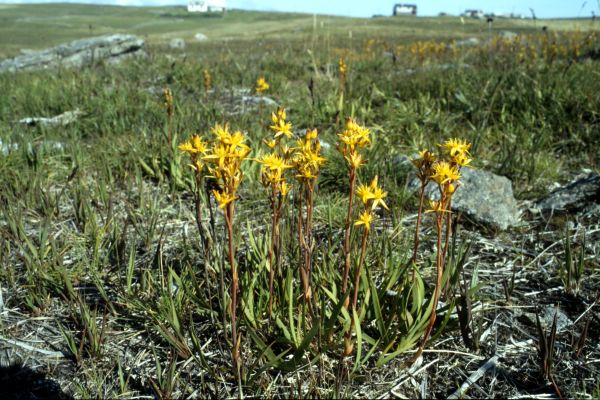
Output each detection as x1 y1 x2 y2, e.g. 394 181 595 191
0 4 599 399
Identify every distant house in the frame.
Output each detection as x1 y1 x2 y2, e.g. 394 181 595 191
187 0 226 13
462 9 484 19
393 4 417 16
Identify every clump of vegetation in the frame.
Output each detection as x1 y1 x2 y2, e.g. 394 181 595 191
0 6 598 399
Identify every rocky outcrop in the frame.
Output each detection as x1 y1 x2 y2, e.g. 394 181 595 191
536 173 600 215
0 34 146 72
18 109 83 127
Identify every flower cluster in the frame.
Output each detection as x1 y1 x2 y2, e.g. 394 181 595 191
163 87 173 118
178 134 208 174
292 129 326 183
354 176 388 232
203 124 251 208
256 77 269 94
338 118 371 170
269 106 293 139
203 69 211 92
339 57 347 78
257 107 295 194
412 138 472 214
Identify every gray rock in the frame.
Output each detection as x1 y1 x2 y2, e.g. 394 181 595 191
1 139 65 156
169 38 185 50
241 95 277 107
18 109 83 127
536 173 600 215
454 37 480 48
499 31 518 40
0 34 146 72
405 157 521 230
541 306 572 332
194 33 208 41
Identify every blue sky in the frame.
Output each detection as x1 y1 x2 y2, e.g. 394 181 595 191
1 0 598 18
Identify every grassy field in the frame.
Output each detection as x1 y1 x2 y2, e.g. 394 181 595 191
0 4 599 399
0 3 597 57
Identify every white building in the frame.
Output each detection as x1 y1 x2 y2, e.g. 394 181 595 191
393 4 417 16
187 0 226 13
462 9 485 19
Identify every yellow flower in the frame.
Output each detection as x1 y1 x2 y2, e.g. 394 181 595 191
179 134 207 156
354 210 374 231
452 152 472 168
426 200 450 214
269 107 293 139
256 77 269 94
212 190 236 209
178 141 195 154
369 176 389 211
430 161 461 185
263 138 277 149
440 138 471 158
203 69 211 92
419 149 436 164
270 120 293 139
305 128 318 140
204 144 229 169
278 181 292 196
346 152 364 169
339 57 347 77
212 123 232 144
338 119 370 151
271 107 286 123
259 153 292 173
224 130 246 148
356 183 374 205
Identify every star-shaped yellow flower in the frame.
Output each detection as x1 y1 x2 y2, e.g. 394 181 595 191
354 210 374 231
256 77 269 94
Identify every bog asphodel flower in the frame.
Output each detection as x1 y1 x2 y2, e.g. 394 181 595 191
258 153 292 185
179 134 209 173
440 138 471 158
256 77 269 94
430 161 461 185
369 176 389 211
354 210 374 231
269 107 293 139
293 129 326 182
203 69 211 92
212 190 236 209
163 87 173 118
338 118 370 152
202 123 250 208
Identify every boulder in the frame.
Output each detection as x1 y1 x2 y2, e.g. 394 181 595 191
454 37 480 48
402 156 521 230
169 38 185 50
0 34 146 73
499 31 518 40
194 33 208 41
536 173 600 215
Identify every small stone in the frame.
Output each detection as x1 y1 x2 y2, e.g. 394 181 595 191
169 38 185 50
194 33 208 41
454 38 480 47
499 31 518 40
